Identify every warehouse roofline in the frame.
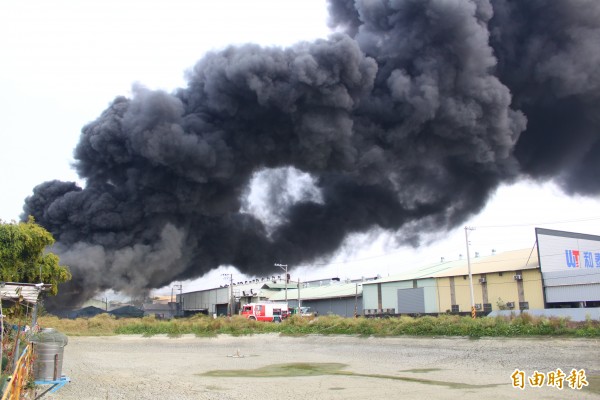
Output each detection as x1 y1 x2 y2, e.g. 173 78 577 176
363 247 539 285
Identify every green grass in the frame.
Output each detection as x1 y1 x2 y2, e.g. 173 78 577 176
36 312 600 338
200 362 502 389
201 362 347 377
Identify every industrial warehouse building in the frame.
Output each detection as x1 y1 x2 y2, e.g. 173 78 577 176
178 278 365 317
362 228 600 316
178 285 230 316
177 228 599 318
179 279 303 316
535 228 600 308
362 248 544 315
268 281 363 317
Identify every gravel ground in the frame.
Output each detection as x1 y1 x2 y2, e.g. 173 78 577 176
40 334 599 400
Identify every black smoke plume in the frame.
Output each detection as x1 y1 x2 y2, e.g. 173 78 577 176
23 0 600 306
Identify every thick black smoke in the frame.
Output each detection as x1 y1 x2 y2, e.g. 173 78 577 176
489 0 600 193
23 0 600 306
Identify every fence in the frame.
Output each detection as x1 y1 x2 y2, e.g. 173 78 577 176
1 345 34 400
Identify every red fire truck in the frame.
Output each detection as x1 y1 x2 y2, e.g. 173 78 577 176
240 302 289 322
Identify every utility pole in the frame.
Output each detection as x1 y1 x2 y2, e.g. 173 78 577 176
275 263 288 303
354 283 358 318
297 278 301 314
465 226 476 319
173 284 182 317
222 274 233 316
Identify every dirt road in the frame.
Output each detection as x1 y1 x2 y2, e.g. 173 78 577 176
41 334 599 400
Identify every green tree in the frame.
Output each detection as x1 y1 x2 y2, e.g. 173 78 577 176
0 217 71 295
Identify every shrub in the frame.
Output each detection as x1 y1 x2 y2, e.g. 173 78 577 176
35 313 600 338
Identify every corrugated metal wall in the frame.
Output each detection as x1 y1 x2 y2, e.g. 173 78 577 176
288 297 361 317
362 284 379 310
545 284 600 303
543 269 600 303
397 288 425 313
381 281 412 309
362 278 439 314
416 279 439 313
180 287 229 313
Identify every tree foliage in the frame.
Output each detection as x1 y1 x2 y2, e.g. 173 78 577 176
0 217 71 295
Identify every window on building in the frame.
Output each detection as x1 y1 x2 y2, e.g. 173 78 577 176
483 303 492 312
451 305 459 313
519 302 529 310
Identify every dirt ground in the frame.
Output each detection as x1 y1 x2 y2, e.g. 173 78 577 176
41 334 599 400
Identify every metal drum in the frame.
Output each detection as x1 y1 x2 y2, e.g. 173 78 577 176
30 328 69 381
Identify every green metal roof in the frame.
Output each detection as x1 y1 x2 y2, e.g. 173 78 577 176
267 282 363 301
260 283 289 290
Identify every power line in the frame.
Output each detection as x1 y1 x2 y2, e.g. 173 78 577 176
474 216 600 229
301 220 600 269
294 248 412 268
